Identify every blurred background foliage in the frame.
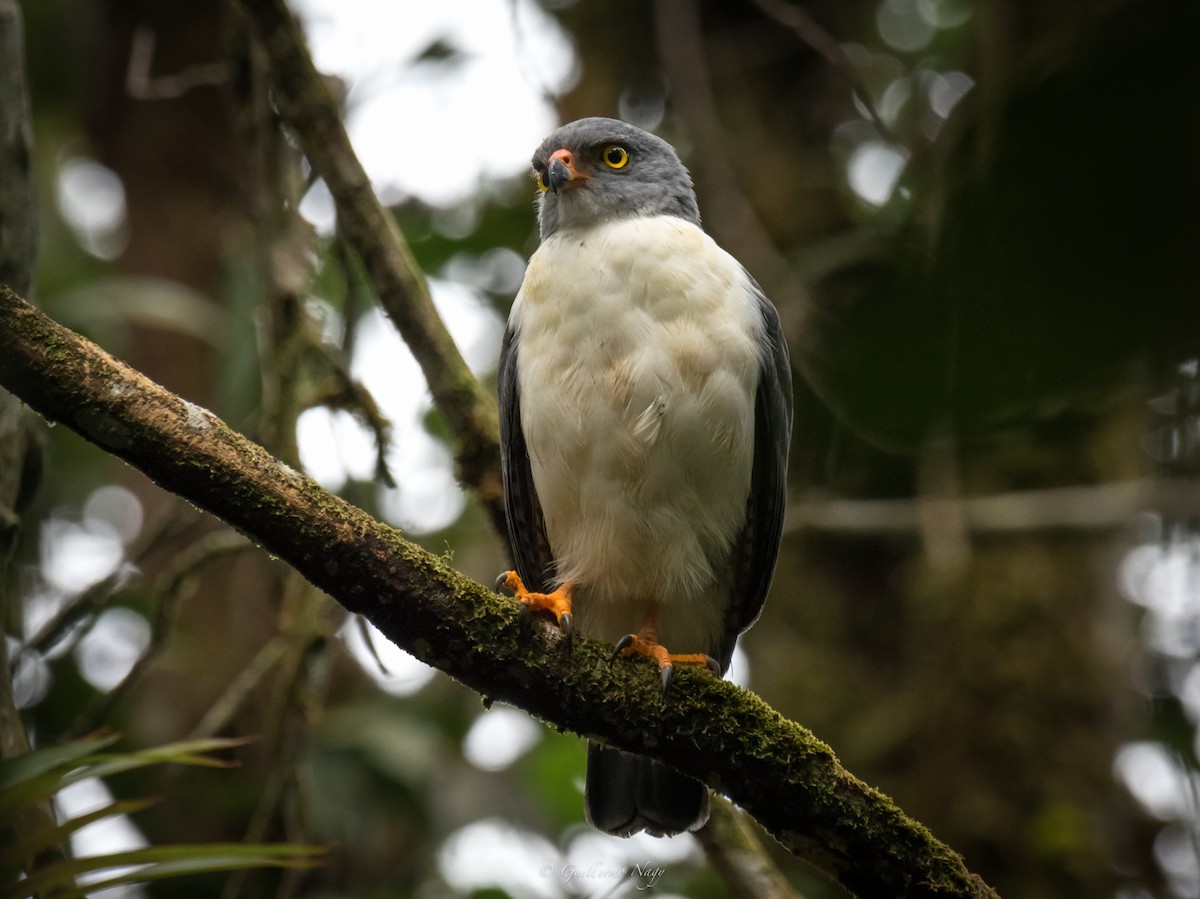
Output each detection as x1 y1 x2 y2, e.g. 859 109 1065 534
3 0 1200 897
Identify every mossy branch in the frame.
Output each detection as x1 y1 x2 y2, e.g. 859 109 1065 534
0 284 997 898
235 0 505 535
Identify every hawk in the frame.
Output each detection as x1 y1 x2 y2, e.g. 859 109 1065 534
497 117 793 837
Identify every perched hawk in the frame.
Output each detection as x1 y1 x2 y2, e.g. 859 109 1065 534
497 117 793 837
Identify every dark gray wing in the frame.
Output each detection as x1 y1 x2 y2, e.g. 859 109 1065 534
498 324 555 593
713 284 793 670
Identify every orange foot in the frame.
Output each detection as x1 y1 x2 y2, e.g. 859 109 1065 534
613 630 721 695
496 571 574 648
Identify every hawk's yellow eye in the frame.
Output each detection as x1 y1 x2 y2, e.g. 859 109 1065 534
535 170 548 192
602 146 629 169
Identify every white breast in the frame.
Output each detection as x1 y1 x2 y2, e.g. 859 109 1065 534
510 215 763 652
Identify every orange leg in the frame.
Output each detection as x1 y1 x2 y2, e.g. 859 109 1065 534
613 611 720 693
496 570 574 647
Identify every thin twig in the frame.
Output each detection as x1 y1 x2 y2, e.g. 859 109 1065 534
125 25 233 100
303 358 396 489
236 0 506 537
322 233 397 486
189 636 289 741
785 478 1196 535
63 530 255 740
18 503 198 659
224 573 328 899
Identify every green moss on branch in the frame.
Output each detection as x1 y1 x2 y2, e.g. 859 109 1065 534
0 283 998 899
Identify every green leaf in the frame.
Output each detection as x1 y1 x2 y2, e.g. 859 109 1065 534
3 843 326 899
0 734 118 794
0 733 120 816
66 736 252 786
0 796 158 872
0 735 250 817
0 734 320 899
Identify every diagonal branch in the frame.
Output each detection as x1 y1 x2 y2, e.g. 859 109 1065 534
697 796 807 899
235 0 505 535
0 283 997 898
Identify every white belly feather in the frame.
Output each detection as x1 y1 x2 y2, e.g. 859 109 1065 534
511 215 762 653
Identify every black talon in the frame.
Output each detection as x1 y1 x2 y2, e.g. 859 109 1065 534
704 656 721 675
560 612 574 651
660 663 674 695
611 633 635 662
495 572 513 595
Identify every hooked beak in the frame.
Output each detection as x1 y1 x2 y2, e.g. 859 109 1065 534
546 148 588 194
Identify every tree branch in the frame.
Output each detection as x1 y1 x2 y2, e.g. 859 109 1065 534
787 479 1200 535
697 796 808 899
0 283 998 897
235 0 506 536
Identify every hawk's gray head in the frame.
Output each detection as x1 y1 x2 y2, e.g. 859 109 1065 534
532 117 700 240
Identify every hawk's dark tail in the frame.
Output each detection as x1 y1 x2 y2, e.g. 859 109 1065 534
584 743 709 837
